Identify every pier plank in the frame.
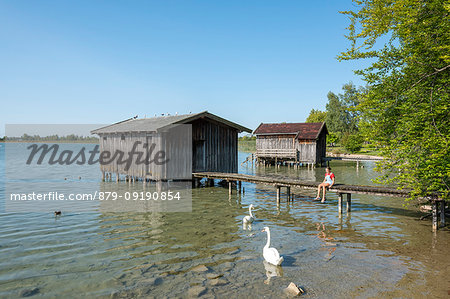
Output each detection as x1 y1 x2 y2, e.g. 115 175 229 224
193 172 410 198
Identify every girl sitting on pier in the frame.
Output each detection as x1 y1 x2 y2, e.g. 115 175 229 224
315 167 335 202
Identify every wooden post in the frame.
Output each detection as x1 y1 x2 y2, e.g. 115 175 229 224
276 186 280 205
338 193 343 215
275 157 277 167
207 178 214 187
439 200 445 227
346 193 351 212
101 171 105 182
116 172 119 182
432 201 438 231
287 186 291 202
238 181 242 193
356 161 360 168
229 181 232 195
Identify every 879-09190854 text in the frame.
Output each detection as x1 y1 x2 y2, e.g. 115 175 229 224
98 191 181 201
9 191 182 201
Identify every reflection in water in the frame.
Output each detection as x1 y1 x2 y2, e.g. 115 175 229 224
263 260 283 285
0 146 449 298
315 222 337 261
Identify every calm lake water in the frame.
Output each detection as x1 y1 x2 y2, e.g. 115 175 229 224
0 143 449 298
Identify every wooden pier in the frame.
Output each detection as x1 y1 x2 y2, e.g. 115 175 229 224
192 172 446 231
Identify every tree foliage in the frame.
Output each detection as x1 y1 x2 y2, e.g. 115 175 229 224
327 132 339 146
306 109 327 123
325 84 360 135
341 133 364 153
339 0 450 201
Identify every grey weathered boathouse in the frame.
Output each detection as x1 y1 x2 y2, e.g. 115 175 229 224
91 111 251 181
253 122 328 165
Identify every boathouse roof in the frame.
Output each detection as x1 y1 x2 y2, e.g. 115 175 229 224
91 111 252 134
253 122 327 140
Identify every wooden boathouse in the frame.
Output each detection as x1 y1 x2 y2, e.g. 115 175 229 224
91 111 251 181
253 122 328 166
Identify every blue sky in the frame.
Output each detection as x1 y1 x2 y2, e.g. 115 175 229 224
0 0 366 136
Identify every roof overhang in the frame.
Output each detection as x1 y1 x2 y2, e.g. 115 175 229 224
91 111 252 134
172 111 252 133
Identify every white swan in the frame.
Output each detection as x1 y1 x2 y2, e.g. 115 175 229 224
261 226 284 266
242 204 255 224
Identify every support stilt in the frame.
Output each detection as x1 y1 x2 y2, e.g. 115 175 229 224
276 186 280 205
440 200 445 227
102 171 105 182
432 201 438 231
238 181 242 193
338 193 343 216
346 193 351 212
287 186 291 202
229 181 232 195
116 172 119 182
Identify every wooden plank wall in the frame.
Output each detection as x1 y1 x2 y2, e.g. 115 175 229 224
156 125 192 180
256 135 295 150
98 126 192 180
99 132 148 177
296 139 316 163
190 119 238 173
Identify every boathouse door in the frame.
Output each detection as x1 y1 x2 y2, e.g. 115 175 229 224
193 140 205 172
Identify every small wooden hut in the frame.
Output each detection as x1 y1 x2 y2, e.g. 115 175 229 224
253 122 328 165
92 111 251 180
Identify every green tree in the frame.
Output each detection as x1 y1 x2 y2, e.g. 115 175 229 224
327 132 339 146
338 82 364 133
339 0 450 201
325 91 353 134
306 109 327 123
341 134 363 153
